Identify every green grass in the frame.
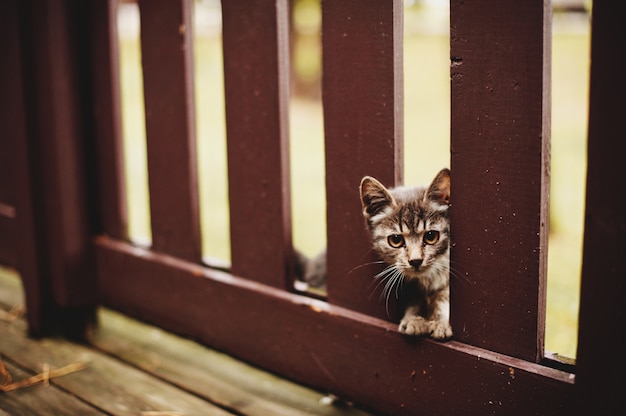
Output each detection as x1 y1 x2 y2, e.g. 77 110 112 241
545 23 590 358
118 5 588 359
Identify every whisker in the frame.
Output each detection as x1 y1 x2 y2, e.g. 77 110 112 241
447 262 473 287
367 265 397 299
348 260 386 276
346 248 385 277
368 264 396 288
426 260 472 289
381 271 397 302
382 269 404 317
395 270 404 299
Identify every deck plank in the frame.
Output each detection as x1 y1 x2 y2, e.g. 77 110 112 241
0 318 233 416
0 268 233 416
0 358 106 416
0 266 371 416
91 308 370 416
0 266 22 308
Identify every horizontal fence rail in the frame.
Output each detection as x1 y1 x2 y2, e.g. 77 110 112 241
3 0 624 414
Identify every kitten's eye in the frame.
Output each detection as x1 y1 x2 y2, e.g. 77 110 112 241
423 230 440 245
387 234 405 248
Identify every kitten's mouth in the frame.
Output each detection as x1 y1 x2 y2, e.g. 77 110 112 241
402 264 428 278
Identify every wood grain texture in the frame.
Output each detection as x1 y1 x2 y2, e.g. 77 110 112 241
222 0 294 288
0 313 232 415
92 308 372 416
322 0 404 319
0 267 371 416
139 0 202 262
0 359 105 416
449 0 551 362
96 236 574 416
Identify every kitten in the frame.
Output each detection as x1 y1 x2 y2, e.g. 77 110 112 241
359 169 452 339
295 248 327 291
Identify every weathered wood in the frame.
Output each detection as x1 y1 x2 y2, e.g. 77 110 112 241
221 0 294 288
0 359 105 416
449 0 551 362
0 266 24 309
322 0 404 319
90 0 128 240
0 267 371 416
96 236 574 416
139 0 202 262
575 1 626 414
0 313 233 415
92 308 372 416
6 1 615 414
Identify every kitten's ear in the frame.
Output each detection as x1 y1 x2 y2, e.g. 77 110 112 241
360 176 396 218
426 168 451 206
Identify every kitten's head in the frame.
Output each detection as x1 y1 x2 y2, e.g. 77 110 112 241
360 169 451 292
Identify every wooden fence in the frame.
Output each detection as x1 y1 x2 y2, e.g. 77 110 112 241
1 0 625 414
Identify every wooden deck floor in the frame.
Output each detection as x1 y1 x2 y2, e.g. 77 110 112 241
0 267 374 416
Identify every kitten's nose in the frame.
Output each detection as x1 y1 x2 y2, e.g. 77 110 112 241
409 259 423 270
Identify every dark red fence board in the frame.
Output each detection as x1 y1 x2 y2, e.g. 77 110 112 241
221 0 294 288
575 2 626 413
96 236 574 416
10 0 97 335
449 0 551 362
16 0 98 309
139 0 202 262
90 0 127 240
0 210 16 267
322 0 404 319
0 0 21 267
10 0 624 412
6 0 44 333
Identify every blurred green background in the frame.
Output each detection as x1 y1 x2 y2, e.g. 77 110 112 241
117 0 589 359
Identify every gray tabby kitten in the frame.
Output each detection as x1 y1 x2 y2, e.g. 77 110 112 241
294 169 452 339
359 168 452 339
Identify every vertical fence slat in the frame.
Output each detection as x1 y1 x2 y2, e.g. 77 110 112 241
575 2 626 413
449 0 551 362
14 0 97 335
322 0 403 318
138 0 202 262
0 0 20 267
91 0 127 240
222 0 293 288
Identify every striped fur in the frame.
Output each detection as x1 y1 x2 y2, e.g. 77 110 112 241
360 169 452 340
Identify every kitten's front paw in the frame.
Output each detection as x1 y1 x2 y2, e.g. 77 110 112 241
399 316 429 336
428 320 453 340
